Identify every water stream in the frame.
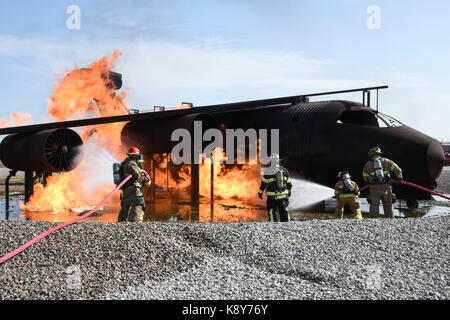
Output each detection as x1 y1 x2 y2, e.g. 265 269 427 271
288 178 334 210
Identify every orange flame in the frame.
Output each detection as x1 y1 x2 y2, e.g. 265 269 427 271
22 51 130 214
150 149 261 201
21 51 263 217
47 50 129 158
200 149 261 200
0 112 33 128
174 103 193 110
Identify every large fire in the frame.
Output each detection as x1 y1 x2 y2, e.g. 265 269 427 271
21 51 130 214
47 50 129 158
149 150 262 201
17 50 262 216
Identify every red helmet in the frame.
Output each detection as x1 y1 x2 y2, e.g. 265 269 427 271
128 147 140 156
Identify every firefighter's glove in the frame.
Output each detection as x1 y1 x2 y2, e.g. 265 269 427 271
141 172 151 185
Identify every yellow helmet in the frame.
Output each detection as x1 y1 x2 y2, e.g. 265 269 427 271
368 146 382 157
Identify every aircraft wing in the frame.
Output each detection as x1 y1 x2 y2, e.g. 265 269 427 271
0 85 387 135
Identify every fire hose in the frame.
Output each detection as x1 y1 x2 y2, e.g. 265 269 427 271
0 175 132 265
359 180 450 201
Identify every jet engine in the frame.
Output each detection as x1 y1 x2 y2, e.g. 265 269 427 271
0 128 84 172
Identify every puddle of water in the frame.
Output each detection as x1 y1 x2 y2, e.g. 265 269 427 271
0 198 26 221
1 185 449 223
323 197 450 218
0 194 268 223
144 198 267 223
431 194 450 202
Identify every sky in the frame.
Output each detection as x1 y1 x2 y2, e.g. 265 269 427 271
0 0 449 140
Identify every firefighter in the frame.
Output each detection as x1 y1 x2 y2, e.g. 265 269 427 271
117 147 151 222
334 171 362 219
362 146 403 218
258 154 292 222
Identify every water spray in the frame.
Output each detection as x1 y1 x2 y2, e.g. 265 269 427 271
288 179 334 210
76 140 120 198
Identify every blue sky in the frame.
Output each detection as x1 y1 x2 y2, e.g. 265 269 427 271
1 0 449 139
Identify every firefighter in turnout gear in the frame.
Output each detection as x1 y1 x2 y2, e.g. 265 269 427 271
334 171 362 219
258 154 292 222
117 147 151 222
362 146 403 218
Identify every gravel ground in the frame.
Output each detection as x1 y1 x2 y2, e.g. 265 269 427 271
0 217 448 300
436 166 450 194
430 166 450 207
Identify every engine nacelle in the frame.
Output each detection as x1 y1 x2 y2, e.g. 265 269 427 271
0 128 84 172
121 113 218 155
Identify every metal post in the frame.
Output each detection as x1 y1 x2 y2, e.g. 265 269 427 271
152 157 156 200
24 171 34 203
166 153 169 191
210 160 214 221
190 152 200 222
43 172 51 187
367 90 371 108
5 170 17 215
376 89 379 118
191 163 199 204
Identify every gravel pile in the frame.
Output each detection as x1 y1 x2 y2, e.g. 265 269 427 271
436 166 450 194
0 217 448 300
430 166 450 207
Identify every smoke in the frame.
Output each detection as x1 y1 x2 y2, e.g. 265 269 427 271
75 139 120 199
288 179 334 210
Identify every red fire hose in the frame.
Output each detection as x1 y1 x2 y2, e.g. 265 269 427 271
359 180 450 201
394 180 450 200
0 175 132 265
